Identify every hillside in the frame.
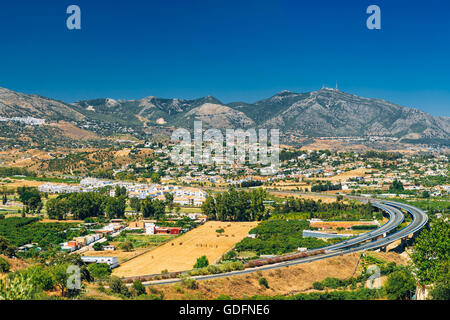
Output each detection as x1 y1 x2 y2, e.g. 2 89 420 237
0 86 448 147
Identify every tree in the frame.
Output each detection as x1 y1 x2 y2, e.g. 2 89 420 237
17 187 42 214
109 276 130 297
93 242 104 251
22 265 54 291
0 257 10 273
194 256 209 269
421 190 430 198
120 241 134 252
46 197 69 220
50 263 70 296
132 280 146 296
164 193 174 212
105 196 126 219
129 197 141 213
115 186 127 197
2 194 7 205
259 277 269 288
384 268 416 300
88 263 111 280
142 198 165 219
150 173 161 184
389 179 404 193
411 220 449 285
0 237 15 257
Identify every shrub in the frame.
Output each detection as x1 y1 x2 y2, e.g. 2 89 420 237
88 263 111 280
120 241 134 252
384 268 416 300
181 277 198 290
93 242 104 251
259 277 269 288
109 276 130 297
194 256 209 269
132 280 147 296
0 257 10 273
322 277 344 289
313 281 324 290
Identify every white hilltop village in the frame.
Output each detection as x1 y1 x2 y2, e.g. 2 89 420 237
38 178 207 206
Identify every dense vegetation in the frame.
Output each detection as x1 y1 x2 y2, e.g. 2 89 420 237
202 188 267 222
234 220 327 255
0 217 81 250
272 197 376 221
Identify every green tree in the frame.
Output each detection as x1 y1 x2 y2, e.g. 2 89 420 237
384 268 416 300
411 220 449 285
142 198 165 219
88 263 111 280
132 280 147 296
93 242 104 251
115 186 127 197
109 276 130 297
50 263 70 296
259 277 269 288
22 265 54 291
389 179 404 193
0 257 10 273
150 173 161 184
120 241 134 252
2 194 7 205
194 256 209 269
164 193 174 212
105 196 126 219
129 197 141 213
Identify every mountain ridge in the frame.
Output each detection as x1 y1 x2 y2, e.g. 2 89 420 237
0 86 448 144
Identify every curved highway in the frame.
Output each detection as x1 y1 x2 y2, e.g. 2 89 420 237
140 200 428 286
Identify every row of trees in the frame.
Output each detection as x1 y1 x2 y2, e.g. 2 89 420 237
46 192 126 220
272 197 374 220
202 188 267 222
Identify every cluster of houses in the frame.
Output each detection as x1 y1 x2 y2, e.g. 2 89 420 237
60 222 124 253
0 116 45 125
38 178 207 206
61 233 103 253
127 220 183 235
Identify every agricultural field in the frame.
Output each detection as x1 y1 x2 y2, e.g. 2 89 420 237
113 221 258 277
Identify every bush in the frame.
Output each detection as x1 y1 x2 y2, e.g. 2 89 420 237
313 281 324 290
259 277 269 288
384 268 416 300
93 242 104 251
0 257 10 273
194 256 209 269
109 276 130 297
132 280 147 296
181 277 198 290
322 277 345 289
88 263 111 280
120 241 134 252
22 265 53 291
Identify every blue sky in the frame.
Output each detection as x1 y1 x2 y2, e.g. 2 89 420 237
0 0 449 116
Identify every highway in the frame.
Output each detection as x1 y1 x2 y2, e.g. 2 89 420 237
140 200 428 287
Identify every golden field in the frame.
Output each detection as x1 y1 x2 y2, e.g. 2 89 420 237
113 221 258 277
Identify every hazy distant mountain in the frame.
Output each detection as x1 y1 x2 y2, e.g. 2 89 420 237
0 86 448 144
0 87 84 121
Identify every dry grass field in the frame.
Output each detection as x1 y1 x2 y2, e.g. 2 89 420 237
113 221 258 277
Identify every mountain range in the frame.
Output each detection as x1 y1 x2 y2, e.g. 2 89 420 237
0 86 449 145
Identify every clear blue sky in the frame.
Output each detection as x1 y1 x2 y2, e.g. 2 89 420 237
0 0 449 116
